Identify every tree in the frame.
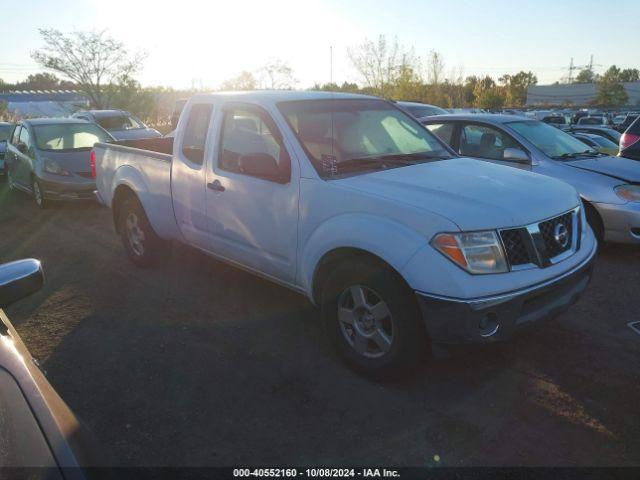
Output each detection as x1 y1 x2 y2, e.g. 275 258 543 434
595 65 628 107
107 75 157 119
311 81 360 93
14 72 75 90
473 76 505 109
32 29 145 108
426 50 445 85
499 71 537 106
619 68 640 83
220 71 257 91
348 35 418 98
257 59 296 90
574 68 595 84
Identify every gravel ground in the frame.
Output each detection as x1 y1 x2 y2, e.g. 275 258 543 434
1 180 639 467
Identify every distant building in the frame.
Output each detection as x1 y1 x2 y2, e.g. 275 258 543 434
0 90 89 119
526 82 640 107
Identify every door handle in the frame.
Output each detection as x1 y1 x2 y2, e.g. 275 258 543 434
207 180 225 192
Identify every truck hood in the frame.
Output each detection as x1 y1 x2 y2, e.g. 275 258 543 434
336 157 579 231
565 156 640 182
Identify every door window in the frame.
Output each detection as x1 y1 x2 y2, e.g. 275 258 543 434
181 103 214 164
10 125 21 145
459 124 519 160
425 123 455 145
18 126 32 150
219 107 290 182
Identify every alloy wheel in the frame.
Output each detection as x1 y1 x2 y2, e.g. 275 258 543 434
337 285 394 358
126 212 146 256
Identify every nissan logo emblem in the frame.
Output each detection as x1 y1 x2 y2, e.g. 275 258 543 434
553 223 569 248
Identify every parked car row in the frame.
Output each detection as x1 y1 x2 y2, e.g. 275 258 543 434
421 113 640 244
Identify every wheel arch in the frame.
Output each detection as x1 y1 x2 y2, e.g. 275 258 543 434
112 184 139 233
311 247 412 307
580 195 605 242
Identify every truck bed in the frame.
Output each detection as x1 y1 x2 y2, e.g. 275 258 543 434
113 137 174 156
93 138 180 240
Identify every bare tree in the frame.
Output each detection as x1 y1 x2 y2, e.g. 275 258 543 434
426 50 445 85
348 35 420 98
257 60 297 90
32 29 145 108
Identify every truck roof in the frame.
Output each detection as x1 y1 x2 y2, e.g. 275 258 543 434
190 90 379 103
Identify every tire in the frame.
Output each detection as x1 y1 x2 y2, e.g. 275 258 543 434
321 257 427 380
118 196 170 268
32 178 47 209
585 203 604 245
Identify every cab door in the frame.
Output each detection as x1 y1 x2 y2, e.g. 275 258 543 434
171 101 215 250
205 103 300 284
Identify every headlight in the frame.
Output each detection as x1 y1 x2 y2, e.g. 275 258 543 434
431 231 508 274
615 184 640 202
43 159 70 176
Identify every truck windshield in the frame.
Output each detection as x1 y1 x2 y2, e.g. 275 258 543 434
34 123 112 151
507 120 599 159
277 99 453 177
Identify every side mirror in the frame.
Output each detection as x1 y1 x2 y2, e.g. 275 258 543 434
503 147 530 163
16 143 27 154
0 259 44 308
238 153 284 181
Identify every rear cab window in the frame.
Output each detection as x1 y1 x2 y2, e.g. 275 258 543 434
181 103 214 165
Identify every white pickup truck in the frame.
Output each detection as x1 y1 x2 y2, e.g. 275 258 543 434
94 91 596 378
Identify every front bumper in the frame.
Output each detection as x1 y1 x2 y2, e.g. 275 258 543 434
416 244 596 344
39 177 96 201
596 201 640 243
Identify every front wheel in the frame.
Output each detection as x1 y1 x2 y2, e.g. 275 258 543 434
321 258 428 380
119 196 170 268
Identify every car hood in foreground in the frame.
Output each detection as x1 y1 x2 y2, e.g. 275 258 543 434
566 156 640 182
336 157 579 231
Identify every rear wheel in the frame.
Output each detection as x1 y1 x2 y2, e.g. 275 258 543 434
119 196 170 268
321 257 428 380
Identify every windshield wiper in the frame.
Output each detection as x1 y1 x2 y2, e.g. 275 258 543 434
552 150 601 160
336 152 450 171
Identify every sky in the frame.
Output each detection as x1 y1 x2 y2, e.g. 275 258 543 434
0 0 639 90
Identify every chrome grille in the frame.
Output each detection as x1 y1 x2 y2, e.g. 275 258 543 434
499 207 580 270
500 228 530 266
538 211 573 258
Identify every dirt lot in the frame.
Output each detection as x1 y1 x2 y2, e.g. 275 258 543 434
1 180 639 467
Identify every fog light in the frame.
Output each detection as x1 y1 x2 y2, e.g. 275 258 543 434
479 312 499 337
